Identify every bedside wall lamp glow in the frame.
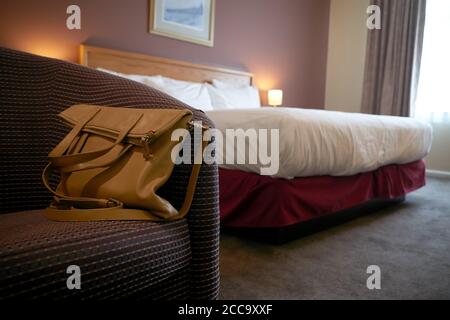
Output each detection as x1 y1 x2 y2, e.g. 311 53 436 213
268 89 283 107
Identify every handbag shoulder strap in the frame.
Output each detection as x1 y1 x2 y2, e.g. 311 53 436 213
176 139 209 219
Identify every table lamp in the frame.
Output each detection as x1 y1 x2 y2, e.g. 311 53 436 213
268 89 283 107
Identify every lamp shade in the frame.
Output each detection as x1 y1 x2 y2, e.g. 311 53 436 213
268 89 283 107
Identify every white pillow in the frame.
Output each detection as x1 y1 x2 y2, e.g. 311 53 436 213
207 82 261 109
158 77 213 111
96 68 213 111
205 84 230 110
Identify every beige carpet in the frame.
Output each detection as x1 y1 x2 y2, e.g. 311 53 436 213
219 177 450 300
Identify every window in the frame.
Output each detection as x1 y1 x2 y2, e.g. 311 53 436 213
414 0 450 123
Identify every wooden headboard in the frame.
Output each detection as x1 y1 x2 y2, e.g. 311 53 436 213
79 45 253 86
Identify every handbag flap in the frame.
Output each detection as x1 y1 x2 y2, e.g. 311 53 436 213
60 104 193 138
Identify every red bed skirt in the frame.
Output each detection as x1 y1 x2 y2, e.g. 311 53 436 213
219 160 426 228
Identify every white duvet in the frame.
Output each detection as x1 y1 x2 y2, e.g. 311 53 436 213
205 107 433 179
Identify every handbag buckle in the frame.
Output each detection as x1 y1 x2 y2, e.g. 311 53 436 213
188 121 208 130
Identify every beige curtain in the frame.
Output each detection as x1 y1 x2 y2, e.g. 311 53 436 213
361 0 427 117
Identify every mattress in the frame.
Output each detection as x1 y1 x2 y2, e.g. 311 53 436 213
206 108 433 179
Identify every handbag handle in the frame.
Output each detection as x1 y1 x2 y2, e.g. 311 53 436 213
49 113 143 168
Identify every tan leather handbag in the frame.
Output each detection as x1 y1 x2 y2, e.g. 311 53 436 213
42 104 205 222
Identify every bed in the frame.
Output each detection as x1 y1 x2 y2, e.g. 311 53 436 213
80 45 433 242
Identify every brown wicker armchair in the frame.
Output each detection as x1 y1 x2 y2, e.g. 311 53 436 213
0 48 220 300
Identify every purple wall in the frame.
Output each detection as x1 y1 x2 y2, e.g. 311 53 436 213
0 0 330 107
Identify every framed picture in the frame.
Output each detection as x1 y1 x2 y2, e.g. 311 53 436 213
149 0 215 47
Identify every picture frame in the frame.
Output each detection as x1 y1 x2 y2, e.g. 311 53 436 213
149 0 215 47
